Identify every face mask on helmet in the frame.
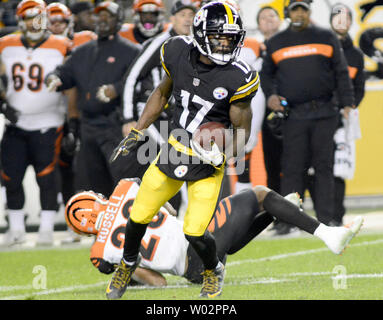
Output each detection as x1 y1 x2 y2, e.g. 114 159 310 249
65 191 108 236
16 0 48 41
192 1 245 65
133 3 165 38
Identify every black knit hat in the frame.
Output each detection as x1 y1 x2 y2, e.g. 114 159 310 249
70 1 94 15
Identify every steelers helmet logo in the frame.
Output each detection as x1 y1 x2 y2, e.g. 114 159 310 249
193 9 204 27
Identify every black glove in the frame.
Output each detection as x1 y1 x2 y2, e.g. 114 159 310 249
0 100 19 125
61 118 80 155
109 128 144 163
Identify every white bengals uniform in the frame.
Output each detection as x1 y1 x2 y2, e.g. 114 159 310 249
0 33 70 131
90 179 189 276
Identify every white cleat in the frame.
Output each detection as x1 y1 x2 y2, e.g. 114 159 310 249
284 192 302 208
325 216 364 255
3 230 26 246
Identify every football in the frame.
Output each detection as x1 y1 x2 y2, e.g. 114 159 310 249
192 122 228 152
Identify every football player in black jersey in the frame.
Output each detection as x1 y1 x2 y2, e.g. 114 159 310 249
106 1 259 299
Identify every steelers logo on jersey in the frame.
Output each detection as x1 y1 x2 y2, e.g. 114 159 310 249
213 87 228 100
174 165 188 178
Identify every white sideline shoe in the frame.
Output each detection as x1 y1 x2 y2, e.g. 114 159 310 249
37 230 54 246
284 192 302 208
324 216 364 255
3 230 26 246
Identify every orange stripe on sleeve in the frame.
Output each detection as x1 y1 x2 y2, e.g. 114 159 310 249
272 44 333 64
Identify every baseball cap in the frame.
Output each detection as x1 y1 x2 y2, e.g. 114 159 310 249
171 0 197 15
288 0 312 10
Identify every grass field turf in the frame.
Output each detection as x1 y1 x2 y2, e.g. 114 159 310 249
1 232 383 301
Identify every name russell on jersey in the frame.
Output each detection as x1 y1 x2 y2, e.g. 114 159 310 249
96 194 124 244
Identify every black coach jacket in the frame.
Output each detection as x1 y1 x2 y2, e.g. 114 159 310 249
52 34 140 126
261 24 354 120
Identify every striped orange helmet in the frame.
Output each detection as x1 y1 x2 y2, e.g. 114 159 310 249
47 2 72 21
132 0 165 12
16 0 46 19
65 191 108 235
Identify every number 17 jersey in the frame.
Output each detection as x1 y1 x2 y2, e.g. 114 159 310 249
160 36 260 135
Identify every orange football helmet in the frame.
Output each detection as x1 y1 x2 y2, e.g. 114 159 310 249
47 2 72 21
16 0 46 19
16 0 48 41
132 0 165 38
65 191 108 236
46 2 73 36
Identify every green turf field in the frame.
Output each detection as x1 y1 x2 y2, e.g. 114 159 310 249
1 232 383 301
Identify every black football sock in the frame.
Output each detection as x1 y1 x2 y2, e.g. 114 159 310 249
122 218 148 264
185 231 219 270
263 191 320 234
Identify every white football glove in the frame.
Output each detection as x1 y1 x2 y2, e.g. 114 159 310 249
96 85 111 103
46 74 62 92
190 139 224 167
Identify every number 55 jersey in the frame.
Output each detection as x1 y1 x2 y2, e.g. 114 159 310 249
90 179 189 276
0 33 70 130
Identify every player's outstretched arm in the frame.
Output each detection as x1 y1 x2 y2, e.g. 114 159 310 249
135 74 173 132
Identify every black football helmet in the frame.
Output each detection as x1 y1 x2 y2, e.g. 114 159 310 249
192 1 245 65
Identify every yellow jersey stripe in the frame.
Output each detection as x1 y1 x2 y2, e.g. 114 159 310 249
169 135 195 157
223 3 234 24
236 72 259 93
230 81 259 103
160 43 171 78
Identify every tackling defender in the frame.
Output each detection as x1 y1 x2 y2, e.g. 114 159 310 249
65 178 363 287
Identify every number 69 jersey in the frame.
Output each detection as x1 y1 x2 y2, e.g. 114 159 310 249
0 33 70 131
160 36 260 134
90 179 189 276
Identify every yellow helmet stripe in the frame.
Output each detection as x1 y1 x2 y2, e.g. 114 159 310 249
223 3 234 24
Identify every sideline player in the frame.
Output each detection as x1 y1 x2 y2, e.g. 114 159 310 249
65 178 363 287
0 0 71 245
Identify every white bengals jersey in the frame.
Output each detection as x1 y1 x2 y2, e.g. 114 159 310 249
0 33 70 131
90 179 189 276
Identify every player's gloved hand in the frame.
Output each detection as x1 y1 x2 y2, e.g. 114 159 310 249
0 100 19 124
109 128 144 163
45 74 62 92
61 118 80 155
190 139 224 167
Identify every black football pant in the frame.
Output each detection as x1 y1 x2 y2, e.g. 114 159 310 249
308 176 346 225
0 125 63 211
281 116 338 224
262 121 283 193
